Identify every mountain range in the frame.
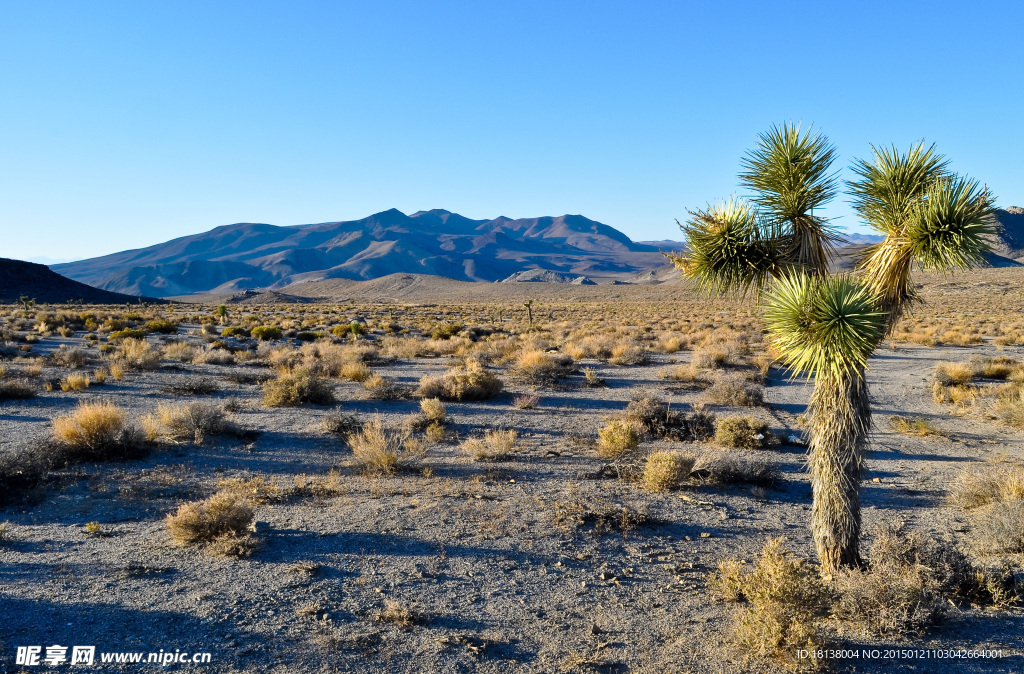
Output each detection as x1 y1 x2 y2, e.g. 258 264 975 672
50 207 1024 298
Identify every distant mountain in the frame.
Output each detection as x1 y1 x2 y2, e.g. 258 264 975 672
54 209 672 297
987 207 1024 261
0 258 159 304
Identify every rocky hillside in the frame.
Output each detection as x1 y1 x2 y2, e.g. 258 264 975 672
54 209 671 297
0 258 158 304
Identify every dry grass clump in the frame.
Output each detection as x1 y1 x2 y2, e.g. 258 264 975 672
165 490 258 557
714 416 773 449
347 415 426 476
375 600 423 629
990 386 1024 428
460 429 520 462
608 342 650 366
691 451 778 486
621 392 689 440
596 419 641 460
416 360 503 401
193 345 236 365
419 397 446 423
162 342 198 363
154 402 230 444
340 361 372 382
263 368 336 406
321 411 360 436
949 464 1024 554
948 464 1024 509
709 538 833 669
363 374 411 400
59 373 91 392
639 450 696 491
116 337 162 370
887 415 945 437
704 372 764 407
51 401 143 463
513 349 577 385
934 361 975 386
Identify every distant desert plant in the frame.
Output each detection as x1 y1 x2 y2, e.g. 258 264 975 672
51 401 143 463
165 490 258 557
0 379 35 400
59 373 90 392
49 346 90 369
363 374 410 400
460 429 520 461
116 337 161 370
340 361 372 382
347 415 425 476
887 415 944 437
691 451 778 486
145 319 178 334
608 342 650 366
639 450 696 491
263 368 336 406
512 393 540 409
251 325 283 341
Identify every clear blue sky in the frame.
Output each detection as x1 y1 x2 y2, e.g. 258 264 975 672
2 0 1021 262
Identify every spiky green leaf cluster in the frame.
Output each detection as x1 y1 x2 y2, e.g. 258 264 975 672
848 142 949 236
670 198 782 295
763 274 886 382
739 123 844 276
908 177 995 271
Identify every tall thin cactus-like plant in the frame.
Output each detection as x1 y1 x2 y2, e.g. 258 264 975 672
669 124 996 576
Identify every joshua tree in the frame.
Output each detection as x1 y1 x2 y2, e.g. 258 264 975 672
670 123 995 575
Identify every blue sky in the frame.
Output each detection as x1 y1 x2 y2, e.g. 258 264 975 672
2 0 1021 262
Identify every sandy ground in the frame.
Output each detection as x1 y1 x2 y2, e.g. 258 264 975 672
1 312 1023 672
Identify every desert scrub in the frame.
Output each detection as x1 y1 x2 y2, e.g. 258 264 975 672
0 444 49 505
251 325 283 341
59 373 90 392
639 450 696 491
165 490 258 557
416 359 503 401
419 397 446 423
596 419 641 460
513 393 540 409
145 319 178 334
51 401 144 463
512 349 577 385
704 372 764 407
347 415 426 476
154 402 231 444
340 360 372 382
115 337 161 370
608 342 650 366
460 429 520 461
710 538 833 668
48 346 90 368
622 392 688 440
714 416 773 449
949 464 1024 553
263 368 336 406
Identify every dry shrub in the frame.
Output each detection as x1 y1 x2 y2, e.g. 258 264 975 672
989 386 1024 428
116 338 161 370
0 444 49 505
0 379 35 399
514 349 577 385
194 345 236 366
707 559 745 602
715 416 772 449
59 374 90 392
321 411 359 436
216 475 283 504
608 342 650 366
513 393 540 409
156 402 230 444
340 361 372 382
934 361 974 386
705 372 763 407
691 451 778 486
363 374 410 400
977 500 1024 553
51 401 143 463
949 464 1024 509
639 450 696 491
596 419 641 460
263 368 336 406
163 342 198 363
347 415 425 476
165 490 257 557
460 429 519 461
715 538 833 669
49 346 90 368
416 360 502 401
419 397 446 422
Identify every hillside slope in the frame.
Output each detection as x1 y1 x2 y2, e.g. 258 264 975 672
0 258 159 304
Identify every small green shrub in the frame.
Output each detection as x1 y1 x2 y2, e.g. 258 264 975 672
263 369 336 406
145 319 179 334
251 325 283 341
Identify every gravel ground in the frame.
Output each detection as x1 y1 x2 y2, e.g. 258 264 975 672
1 327 1023 673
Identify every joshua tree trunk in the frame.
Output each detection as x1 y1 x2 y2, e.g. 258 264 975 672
807 367 871 576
